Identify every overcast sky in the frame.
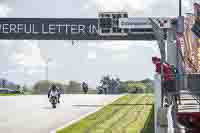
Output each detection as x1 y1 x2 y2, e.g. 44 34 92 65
0 0 194 87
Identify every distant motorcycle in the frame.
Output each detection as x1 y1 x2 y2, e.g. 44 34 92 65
49 91 58 108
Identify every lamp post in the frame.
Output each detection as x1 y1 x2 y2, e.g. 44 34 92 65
23 67 26 88
45 58 52 81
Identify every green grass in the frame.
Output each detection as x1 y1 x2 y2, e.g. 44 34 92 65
57 94 154 133
0 94 22 96
0 92 33 96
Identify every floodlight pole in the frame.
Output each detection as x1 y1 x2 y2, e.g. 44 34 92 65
45 58 52 81
176 0 182 101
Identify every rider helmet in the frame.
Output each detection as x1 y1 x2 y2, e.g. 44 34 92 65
52 84 57 91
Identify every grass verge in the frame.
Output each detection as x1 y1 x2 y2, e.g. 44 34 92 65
0 92 33 96
0 94 22 96
57 94 154 133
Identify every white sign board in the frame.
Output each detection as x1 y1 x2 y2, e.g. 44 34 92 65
119 18 152 29
119 18 171 29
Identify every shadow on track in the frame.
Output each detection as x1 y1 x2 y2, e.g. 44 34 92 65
72 103 153 108
43 106 54 110
72 105 103 107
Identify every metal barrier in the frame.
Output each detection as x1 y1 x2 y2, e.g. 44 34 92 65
187 74 200 90
156 73 200 133
161 73 200 105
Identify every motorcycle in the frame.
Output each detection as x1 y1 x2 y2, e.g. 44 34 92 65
49 91 58 108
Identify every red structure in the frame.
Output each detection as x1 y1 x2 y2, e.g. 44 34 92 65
152 57 174 80
177 112 200 133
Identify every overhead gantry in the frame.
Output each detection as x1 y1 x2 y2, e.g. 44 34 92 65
0 12 172 40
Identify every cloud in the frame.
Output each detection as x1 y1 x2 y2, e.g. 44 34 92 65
26 69 44 75
88 41 159 55
88 41 131 52
84 0 150 13
10 40 46 68
182 0 194 13
111 53 129 62
0 40 13 46
84 0 193 16
87 51 97 60
134 41 160 54
101 43 130 51
0 4 11 17
1 69 22 75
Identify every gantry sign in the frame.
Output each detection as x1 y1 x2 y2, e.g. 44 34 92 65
0 12 171 40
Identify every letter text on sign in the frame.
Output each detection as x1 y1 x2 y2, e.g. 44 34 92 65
3 24 9 33
10 24 17 33
49 24 56 34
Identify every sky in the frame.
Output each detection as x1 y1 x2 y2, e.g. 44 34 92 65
0 0 194 87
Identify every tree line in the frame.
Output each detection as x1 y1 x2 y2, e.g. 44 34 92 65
31 77 154 94
32 80 96 94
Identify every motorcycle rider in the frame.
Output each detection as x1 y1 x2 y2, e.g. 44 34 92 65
48 84 61 103
82 82 88 94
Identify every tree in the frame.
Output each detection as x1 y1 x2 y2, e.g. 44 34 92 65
119 82 128 93
22 85 28 92
99 75 121 94
100 75 111 94
33 80 66 94
67 80 81 94
33 80 51 94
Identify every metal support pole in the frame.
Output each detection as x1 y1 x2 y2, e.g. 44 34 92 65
149 18 166 107
176 41 179 106
179 0 182 16
161 42 166 107
175 0 184 105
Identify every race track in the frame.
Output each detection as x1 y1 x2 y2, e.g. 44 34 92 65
0 94 121 133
